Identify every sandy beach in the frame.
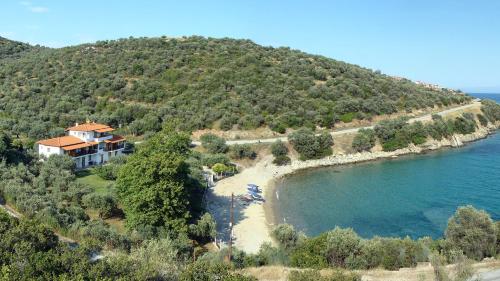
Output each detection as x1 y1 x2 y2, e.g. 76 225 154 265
206 103 498 253
206 154 289 253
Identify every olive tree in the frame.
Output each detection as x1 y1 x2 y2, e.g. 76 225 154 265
445 205 497 260
326 227 361 267
200 134 228 154
288 128 333 160
272 224 300 251
351 128 376 152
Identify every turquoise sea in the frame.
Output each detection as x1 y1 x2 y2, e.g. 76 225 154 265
274 94 500 239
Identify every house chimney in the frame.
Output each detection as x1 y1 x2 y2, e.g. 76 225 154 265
75 122 79 126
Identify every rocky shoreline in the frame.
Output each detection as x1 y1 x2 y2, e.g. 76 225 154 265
274 125 498 178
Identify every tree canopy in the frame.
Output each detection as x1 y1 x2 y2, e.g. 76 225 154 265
116 127 196 234
0 36 471 141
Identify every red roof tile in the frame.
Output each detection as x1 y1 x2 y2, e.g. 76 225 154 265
61 142 98 151
66 122 113 132
37 136 84 147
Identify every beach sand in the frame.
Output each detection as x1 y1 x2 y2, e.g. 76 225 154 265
206 154 292 253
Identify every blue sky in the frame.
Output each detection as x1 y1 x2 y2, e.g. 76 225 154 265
1 1 499 92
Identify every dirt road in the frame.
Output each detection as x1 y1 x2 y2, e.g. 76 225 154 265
192 101 481 146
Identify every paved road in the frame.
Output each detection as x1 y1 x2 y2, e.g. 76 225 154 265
191 101 481 146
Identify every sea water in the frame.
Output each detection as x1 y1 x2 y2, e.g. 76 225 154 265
274 94 500 239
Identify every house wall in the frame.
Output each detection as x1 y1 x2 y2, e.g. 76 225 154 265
73 148 124 169
38 144 63 158
68 130 95 142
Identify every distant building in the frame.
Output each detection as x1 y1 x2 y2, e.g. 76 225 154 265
37 122 126 169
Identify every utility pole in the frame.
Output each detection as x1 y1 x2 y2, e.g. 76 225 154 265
228 192 234 263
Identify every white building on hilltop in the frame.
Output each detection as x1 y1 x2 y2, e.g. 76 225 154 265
37 122 126 169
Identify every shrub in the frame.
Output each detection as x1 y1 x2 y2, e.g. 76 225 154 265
340 112 356 123
351 128 376 152
211 163 235 176
374 118 410 151
290 233 329 269
229 144 257 160
481 99 500 122
272 224 300 250
95 159 127 180
129 238 182 279
200 134 228 154
201 153 230 167
273 155 291 166
453 113 477 135
326 227 361 267
180 260 256 281
288 270 360 281
477 114 488 127
93 165 115 180
270 122 287 134
252 242 288 266
404 121 428 145
289 129 333 160
271 140 288 157
426 118 454 140
188 213 216 243
82 193 118 219
445 205 497 260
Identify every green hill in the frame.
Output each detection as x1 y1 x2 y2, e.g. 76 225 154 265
0 36 470 140
0 36 39 59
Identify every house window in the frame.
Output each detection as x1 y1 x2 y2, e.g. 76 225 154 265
98 143 105 150
47 147 51 152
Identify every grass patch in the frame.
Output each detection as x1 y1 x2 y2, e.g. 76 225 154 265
76 169 115 195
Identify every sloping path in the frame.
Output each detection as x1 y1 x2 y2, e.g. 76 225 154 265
0 201 77 244
192 101 481 146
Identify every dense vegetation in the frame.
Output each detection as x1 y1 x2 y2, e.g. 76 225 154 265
289 128 333 160
0 36 38 59
0 210 256 280
1 35 499 280
0 36 470 143
0 154 133 249
260 206 499 274
0 126 212 252
116 127 203 234
356 111 484 152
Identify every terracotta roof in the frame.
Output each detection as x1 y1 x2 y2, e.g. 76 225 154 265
95 127 114 133
66 122 113 132
61 142 98 151
37 136 84 147
104 135 126 144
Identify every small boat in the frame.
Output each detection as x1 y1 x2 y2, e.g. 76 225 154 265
248 191 264 201
239 194 253 202
251 194 265 202
247 186 261 193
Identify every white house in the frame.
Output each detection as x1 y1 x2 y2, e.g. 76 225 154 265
37 122 126 169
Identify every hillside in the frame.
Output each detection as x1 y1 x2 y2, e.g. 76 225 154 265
0 36 470 140
0 36 39 59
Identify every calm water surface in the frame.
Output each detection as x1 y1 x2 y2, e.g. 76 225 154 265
275 94 500 239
